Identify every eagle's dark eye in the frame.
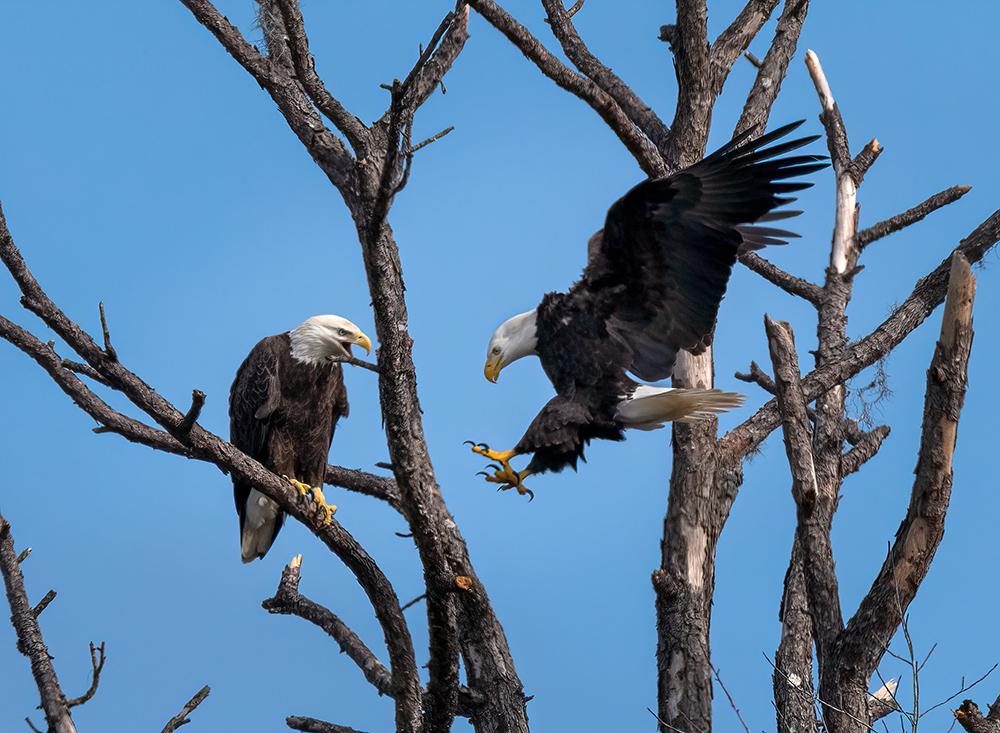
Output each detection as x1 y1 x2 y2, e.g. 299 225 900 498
337 328 349 337
491 346 501 355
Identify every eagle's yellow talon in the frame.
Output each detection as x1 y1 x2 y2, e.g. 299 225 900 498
284 475 312 496
284 476 336 524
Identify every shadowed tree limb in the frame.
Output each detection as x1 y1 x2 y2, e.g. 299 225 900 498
765 317 844 664
287 717 370 733
735 0 811 135
160 685 211 733
466 0 668 176
0 515 77 733
839 425 890 477
738 251 823 305
711 0 782 86
272 0 370 153
540 0 672 150
262 555 482 719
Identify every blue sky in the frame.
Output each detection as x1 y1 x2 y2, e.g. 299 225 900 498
1 2 998 731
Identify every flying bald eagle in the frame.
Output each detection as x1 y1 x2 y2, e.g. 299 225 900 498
468 121 826 498
229 315 371 562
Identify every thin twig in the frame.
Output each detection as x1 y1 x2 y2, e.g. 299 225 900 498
401 593 427 612
923 666 999 719
406 126 454 155
328 355 380 373
60 357 111 386
65 642 107 708
707 657 753 733
98 302 116 361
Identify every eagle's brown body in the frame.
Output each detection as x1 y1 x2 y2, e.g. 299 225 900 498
229 332 349 562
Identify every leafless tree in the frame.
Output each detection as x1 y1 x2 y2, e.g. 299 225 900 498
0 2 997 733
461 3 1000 732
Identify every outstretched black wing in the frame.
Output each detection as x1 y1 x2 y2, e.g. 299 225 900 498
579 120 826 382
229 335 282 519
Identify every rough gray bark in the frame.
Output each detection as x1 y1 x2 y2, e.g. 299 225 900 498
0 515 77 733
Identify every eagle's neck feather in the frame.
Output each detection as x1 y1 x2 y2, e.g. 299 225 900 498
288 322 343 366
503 309 539 363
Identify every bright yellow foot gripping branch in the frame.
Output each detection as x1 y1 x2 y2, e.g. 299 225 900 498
464 442 534 500
283 475 336 524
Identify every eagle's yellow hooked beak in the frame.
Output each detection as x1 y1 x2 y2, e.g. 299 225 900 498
355 331 372 355
484 358 502 383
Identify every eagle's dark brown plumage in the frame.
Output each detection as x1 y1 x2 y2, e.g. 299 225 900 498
229 315 365 562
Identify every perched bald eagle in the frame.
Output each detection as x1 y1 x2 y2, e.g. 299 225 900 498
469 121 826 497
229 315 371 562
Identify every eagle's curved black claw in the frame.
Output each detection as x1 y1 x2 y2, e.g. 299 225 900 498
477 442 490 450
524 489 535 502
463 440 475 447
485 463 502 472
475 471 490 478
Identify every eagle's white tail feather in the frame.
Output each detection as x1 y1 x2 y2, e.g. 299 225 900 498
241 489 281 563
616 386 745 430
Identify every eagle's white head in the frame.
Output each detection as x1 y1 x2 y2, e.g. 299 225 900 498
483 309 538 383
289 314 372 366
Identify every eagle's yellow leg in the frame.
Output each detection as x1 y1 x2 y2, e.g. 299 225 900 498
483 467 534 498
465 442 534 499
283 475 337 525
467 443 518 464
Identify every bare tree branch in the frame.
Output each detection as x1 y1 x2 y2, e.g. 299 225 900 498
840 425 890 477
466 0 667 176
178 0 355 189
956 696 1000 733
286 717 370 733
711 0 781 85
848 138 882 185
721 208 1000 461
735 0 811 135
31 589 56 618
765 316 845 662
160 685 211 733
832 253 976 711
328 355 380 373
773 544 818 733
858 185 973 250
98 302 117 362
262 556 480 720
65 642 107 709
539 0 671 149
739 251 823 305
175 389 206 441
324 465 403 513
272 0 370 153
1 516 77 733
